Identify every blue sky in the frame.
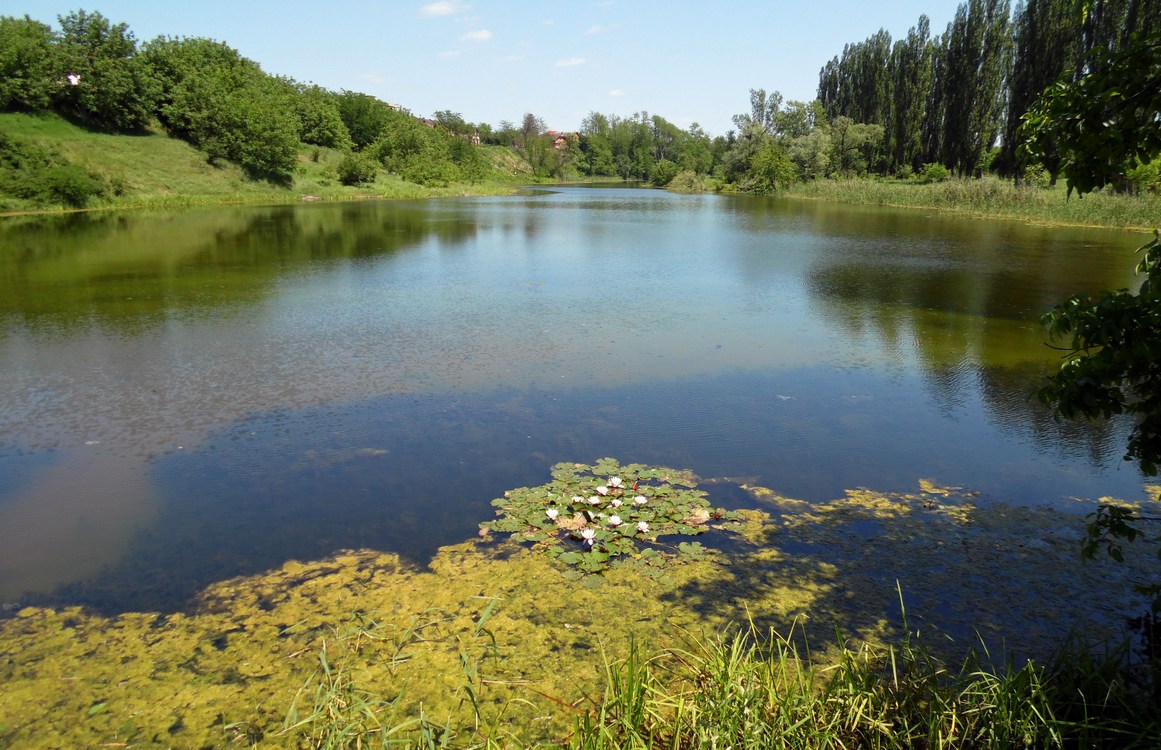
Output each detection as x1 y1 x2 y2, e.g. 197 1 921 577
17 1 967 136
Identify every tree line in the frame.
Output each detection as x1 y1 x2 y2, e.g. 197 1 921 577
0 9 488 194
817 0 1160 186
3 3 1157 204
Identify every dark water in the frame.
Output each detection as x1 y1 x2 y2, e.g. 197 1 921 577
0 187 1150 612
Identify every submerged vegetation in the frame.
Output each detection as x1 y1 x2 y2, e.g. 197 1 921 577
2 472 1160 748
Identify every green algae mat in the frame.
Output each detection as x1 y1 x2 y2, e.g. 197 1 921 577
2 463 1160 748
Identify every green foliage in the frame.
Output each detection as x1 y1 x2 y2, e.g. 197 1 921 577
1127 158 1161 194
746 141 796 193
142 36 298 182
336 151 378 186
1022 162 1053 189
0 15 59 111
918 162 951 183
650 158 679 186
666 170 706 193
334 91 396 150
53 10 158 132
1021 31 1161 196
829 116 885 176
1039 233 1161 474
482 459 742 576
0 125 106 207
292 83 352 150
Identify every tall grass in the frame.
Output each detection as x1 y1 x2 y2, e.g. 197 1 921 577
566 621 1161 750
273 613 1159 749
786 176 1161 231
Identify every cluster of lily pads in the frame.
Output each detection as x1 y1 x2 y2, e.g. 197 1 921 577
481 458 743 575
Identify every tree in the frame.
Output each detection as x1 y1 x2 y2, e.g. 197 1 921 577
732 88 782 135
746 141 796 193
579 111 616 176
938 0 1012 176
292 83 352 150
887 16 933 174
829 116 884 176
334 91 395 150
1026 20 1161 601
142 36 299 182
54 10 157 132
0 15 59 111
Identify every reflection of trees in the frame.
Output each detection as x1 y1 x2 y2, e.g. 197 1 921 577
0 202 479 329
805 251 1131 471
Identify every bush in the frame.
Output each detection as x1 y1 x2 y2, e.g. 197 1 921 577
0 126 107 207
1127 159 1161 194
336 152 378 186
1022 163 1053 189
919 162 951 183
650 159 680 186
667 170 707 193
41 163 105 206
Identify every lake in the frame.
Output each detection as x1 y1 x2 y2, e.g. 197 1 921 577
0 186 1150 612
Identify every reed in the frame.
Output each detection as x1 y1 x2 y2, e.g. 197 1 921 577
786 176 1161 232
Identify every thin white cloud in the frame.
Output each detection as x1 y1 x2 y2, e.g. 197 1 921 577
439 50 462 58
461 29 493 41
585 24 605 35
422 1 465 16
609 88 625 97
501 54 525 62
359 72 389 84
543 19 555 25
556 57 588 67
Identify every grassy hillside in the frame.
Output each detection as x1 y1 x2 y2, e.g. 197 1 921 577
0 112 518 215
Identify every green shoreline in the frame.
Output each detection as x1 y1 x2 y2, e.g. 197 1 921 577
6 175 1157 236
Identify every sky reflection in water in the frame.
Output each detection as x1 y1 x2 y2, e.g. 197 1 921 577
0 187 1150 609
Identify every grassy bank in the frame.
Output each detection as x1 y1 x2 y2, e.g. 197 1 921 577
785 176 1161 231
0 112 520 216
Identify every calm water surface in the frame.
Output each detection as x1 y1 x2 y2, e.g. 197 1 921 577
0 187 1150 611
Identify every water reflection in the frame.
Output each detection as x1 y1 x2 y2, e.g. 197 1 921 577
0 189 1151 610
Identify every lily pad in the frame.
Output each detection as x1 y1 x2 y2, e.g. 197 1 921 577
481 459 741 574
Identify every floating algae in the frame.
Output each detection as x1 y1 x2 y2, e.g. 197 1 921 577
2 475 1160 748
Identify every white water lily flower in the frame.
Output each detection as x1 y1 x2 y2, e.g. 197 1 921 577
634 495 648 505
608 515 623 526
580 528 596 546
595 485 609 496
572 495 585 504
637 520 649 533
587 496 602 505
546 508 559 520
608 476 623 488
610 497 623 508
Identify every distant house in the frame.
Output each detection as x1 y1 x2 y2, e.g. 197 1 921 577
545 130 579 149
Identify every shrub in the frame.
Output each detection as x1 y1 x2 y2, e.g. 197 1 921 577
667 170 706 193
336 152 378 186
650 159 680 187
0 126 107 207
1022 163 1053 189
919 162 951 183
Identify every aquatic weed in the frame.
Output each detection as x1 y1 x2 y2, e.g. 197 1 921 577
481 459 743 575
